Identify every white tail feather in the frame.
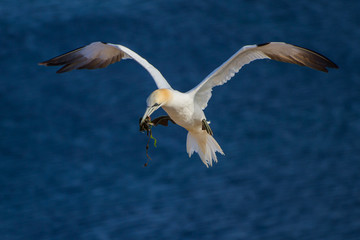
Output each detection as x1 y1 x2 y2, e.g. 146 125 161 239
186 131 224 167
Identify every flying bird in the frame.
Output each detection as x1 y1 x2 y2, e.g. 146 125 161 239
39 41 338 167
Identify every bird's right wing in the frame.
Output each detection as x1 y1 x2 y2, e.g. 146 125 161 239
39 42 172 89
189 42 338 110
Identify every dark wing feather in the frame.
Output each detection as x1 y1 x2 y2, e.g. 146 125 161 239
39 42 126 73
260 43 339 72
39 42 172 89
190 42 338 110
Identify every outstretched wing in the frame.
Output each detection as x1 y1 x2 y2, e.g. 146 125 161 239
189 42 338 109
39 42 172 89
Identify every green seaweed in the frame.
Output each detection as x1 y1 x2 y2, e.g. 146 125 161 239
150 131 157 147
139 115 175 166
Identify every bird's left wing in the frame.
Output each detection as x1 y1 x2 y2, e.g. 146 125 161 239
39 42 172 89
188 42 338 109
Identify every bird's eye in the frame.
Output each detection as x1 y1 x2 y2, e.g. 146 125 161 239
153 103 160 107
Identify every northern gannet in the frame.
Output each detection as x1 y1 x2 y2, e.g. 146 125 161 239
39 41 338 167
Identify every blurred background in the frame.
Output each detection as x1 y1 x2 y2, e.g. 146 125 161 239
1 0 359 239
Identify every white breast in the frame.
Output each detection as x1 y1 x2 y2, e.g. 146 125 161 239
162 90 204 131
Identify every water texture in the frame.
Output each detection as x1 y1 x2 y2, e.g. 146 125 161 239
0 1 359 239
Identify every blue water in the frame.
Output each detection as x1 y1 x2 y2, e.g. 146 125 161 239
1 0 359 239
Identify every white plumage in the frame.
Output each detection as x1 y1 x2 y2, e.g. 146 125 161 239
40 41 338 167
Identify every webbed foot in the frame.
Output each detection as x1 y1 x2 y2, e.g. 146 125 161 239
202 119 213 136
151 115 176 127
139 115 175 132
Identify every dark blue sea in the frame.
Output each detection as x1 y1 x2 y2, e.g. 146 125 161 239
1 1 359 239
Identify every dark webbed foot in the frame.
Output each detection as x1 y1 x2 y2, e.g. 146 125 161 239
151 115 176 127
202 119 213 136
139 115 175 132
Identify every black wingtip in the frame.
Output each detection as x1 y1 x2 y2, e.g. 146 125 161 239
38 61 67 73
292 44 339 71
257 42 270 47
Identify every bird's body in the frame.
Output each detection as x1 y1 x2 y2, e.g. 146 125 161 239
142 88 223 166
158 90 202 132
40 41 338 167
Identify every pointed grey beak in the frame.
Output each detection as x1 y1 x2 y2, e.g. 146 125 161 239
140 104 161 124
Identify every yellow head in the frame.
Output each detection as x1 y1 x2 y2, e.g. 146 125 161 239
141 89 172 123
146 89 172 107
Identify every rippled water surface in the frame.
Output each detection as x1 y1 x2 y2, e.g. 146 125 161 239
1 1 359 239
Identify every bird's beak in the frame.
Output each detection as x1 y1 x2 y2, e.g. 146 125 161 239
140 104 161 124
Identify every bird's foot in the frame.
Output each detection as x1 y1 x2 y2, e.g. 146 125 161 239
139 115 175 132
151 115 176 127
202 119 213 136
